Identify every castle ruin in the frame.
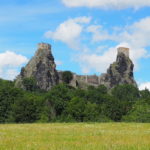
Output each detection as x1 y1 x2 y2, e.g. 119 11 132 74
15 43 137 90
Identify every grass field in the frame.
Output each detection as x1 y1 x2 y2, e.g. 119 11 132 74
0 123 150 150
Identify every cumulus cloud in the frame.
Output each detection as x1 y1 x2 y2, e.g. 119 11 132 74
44 16 91 49
139 82 150 91
45 16 150 75
117 17 150 48
0 51 28 67
77 43 147 75
0 51 28 80
77 46 117 74
4 69 19 81
80 17 150 74
62 0 150 10
86 25 114 42
88 17 150 48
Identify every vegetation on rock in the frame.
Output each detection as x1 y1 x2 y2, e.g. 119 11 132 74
62 71 73 84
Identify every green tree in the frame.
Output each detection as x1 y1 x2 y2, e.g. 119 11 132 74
140 89 150 103
45 84 73 118
86 85 108 104
0 79 23 123
62 71 73 84
83 102 99 122
97 85 108 94
11 93 43 123
22 77 38 91
111 84 140 117
101 95 123 121
65 97 86 122
112 84 139 102
122 99 150 122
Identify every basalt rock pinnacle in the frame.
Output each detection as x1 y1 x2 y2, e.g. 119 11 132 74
99 47 137 89
15 43 58 90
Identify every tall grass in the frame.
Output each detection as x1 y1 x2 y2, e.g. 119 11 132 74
0 123 150 150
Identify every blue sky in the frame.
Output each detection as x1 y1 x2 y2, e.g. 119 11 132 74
0 0 150 90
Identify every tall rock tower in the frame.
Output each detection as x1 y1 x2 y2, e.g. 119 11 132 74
99 47 137 89
15 43 59 91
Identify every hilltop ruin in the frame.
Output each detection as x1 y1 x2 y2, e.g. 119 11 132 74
15 43 137 90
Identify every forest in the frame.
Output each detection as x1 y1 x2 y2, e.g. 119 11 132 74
0 72 150 123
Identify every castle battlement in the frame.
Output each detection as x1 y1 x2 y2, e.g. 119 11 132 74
38 43 51 50
117 47 129 57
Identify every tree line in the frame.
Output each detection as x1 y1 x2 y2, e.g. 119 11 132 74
0 72 149 123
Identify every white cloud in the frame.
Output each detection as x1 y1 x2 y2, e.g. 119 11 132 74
139 82 150 91
62 0 150 10
77 42 147 74
117 17 150 48
88 17 150 48
0 51 28 80
55 60 63 66
77 46 117 74
86 25 114 42
73 17 92 23
5 69 19 81
45 16 150 75
0 51 28 67
81 17 150 73
44 16 91 49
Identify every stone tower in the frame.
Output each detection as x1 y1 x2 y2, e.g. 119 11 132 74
38 43 51 50
117 47 129 57
15 43 59 91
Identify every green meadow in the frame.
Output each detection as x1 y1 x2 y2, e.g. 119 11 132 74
0 123 150 150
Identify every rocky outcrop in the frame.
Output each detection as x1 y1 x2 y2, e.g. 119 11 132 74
99 47 137 89
15 43 58 90
66 47 137 89
15 43 137 91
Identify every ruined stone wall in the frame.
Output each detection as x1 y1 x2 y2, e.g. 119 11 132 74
57 71 101 88
70 74 101 88
38 43 51 50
